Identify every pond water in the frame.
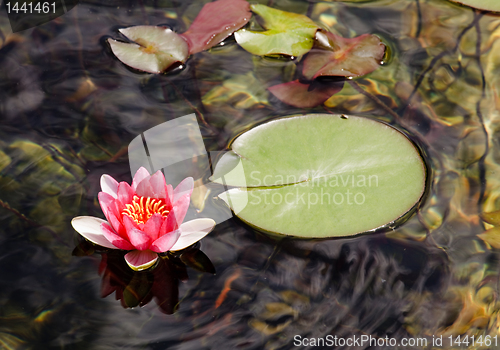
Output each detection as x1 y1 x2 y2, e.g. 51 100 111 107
1 0 500 349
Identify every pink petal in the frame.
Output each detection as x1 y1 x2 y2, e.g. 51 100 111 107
181 0 251 54
173 193 191 225
162 209 179 233
113 197 127 216
100 175 119 199
126 226 152 251
117 182 134 205
149 170 167 199
166 184 173 199
170 218 216 251
173 177 194 203
98 192 127 237
164 184 174 209
71 216 119 249
106 210 128 238
124 250 158 271
122 214 140 232
143 213 164 241
150 229 181 253
98 192 120 223
132 167 151 191
101 223 135 250
136 177 155 198
268 80 344 108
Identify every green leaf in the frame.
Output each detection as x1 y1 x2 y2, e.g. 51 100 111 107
478 227 500 249
303 32 386 79
449 0 500 12
481 210 500 226
212 114 426 238
108 26 189 74
234 4 319 57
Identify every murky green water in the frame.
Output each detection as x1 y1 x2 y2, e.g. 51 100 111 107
1 0 500 349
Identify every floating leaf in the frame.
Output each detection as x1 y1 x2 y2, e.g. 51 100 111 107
303 32 385 79
449 0 500 11
212 114 426 238
108 26 189 74
234 4 319 57
477 227 500 248
268 79 344 108
181 0 251 54
481 210 500 226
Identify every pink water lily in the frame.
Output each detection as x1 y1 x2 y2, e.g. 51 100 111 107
72 167 216 271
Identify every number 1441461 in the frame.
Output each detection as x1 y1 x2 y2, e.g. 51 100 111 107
6 2 56 14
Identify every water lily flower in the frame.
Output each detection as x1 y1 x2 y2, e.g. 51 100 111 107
72 167 216 271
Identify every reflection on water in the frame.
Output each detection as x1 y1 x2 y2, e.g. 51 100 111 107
1 0 500 348
72 240 215 314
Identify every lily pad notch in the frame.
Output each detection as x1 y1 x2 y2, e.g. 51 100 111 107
211 114 428 238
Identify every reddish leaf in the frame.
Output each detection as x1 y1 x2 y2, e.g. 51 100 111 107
268 79 344 108
303 32 385 80
181 0 251 54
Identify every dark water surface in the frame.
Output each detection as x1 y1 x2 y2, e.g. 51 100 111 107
1 0 500 349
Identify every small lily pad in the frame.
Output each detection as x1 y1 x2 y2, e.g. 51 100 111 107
234 4 319 57
303 32 385 79
478 227 500 249
268 80 344 108
481 210 500 226
449 0 500 11
108 26 189 74
181 0 251 54
212 114 426 238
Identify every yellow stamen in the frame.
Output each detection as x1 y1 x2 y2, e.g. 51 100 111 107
141 44 158 54
122 195 169 224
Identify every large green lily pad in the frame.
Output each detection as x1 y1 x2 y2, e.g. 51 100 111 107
234 4 319 57
212 114 426 238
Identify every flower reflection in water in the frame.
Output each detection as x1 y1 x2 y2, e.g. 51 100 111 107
73 240 215 314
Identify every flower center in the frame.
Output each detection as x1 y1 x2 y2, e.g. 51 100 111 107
140 44 159 54
122 195 169 224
